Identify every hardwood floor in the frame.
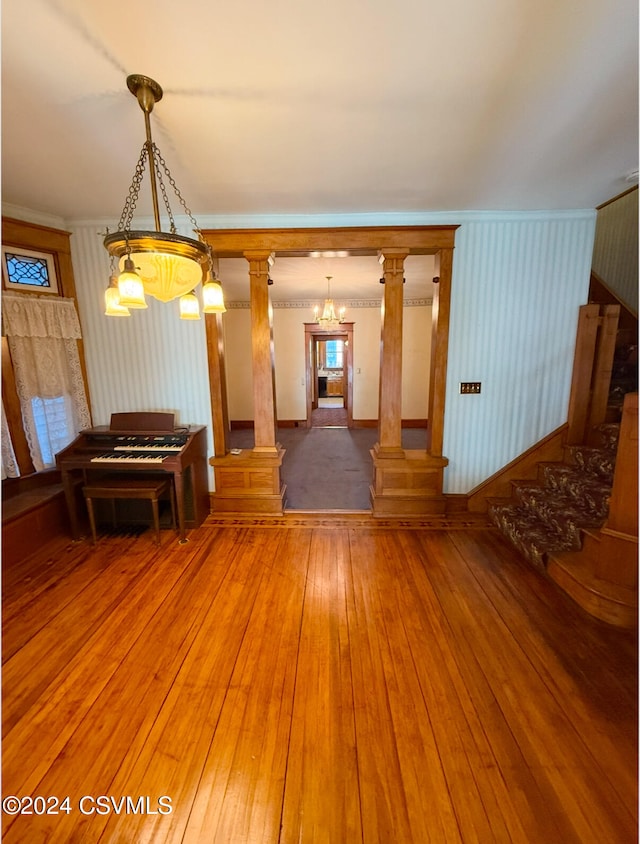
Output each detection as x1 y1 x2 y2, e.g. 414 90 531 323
2 516 637 842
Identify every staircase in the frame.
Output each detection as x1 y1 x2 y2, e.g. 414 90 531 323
488 423 619 571
607 327 638 421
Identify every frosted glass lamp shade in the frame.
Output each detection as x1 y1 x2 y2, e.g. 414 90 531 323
126 251 203 303
117 258 147 308
202 278 226 313
179 291 201 320
104 280 131 316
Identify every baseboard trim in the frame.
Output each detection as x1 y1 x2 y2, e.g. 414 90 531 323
230 419 428 430
466 424 567 513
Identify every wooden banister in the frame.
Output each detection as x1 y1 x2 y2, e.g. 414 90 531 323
601 391 638 542
566 303 620 445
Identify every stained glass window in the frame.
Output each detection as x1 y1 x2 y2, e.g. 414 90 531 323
5 252 51 287
2 247 58 293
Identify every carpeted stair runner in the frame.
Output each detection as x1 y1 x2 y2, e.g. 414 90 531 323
488 423 619 570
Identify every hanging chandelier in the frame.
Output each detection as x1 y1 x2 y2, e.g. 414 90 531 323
314 276 345 329
103 74 225 320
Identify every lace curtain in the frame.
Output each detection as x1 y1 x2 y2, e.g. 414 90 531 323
2 293 91 471
1 400 19 479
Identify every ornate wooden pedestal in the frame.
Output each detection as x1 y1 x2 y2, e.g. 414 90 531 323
210 447 286 515
369 445 448 517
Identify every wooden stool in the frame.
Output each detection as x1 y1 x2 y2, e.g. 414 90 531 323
82 476 176 545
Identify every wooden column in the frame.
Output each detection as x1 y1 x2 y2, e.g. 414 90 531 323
370 249 448 516
204 311 229 458
427 247 453 457
376 249 407 454
247 251 278 453
209 250 286 514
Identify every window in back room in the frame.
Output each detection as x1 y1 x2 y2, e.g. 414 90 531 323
325 339 344 369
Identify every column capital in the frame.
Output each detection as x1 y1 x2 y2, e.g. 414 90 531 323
378 247 410 259
244 251 274 280
378 249 409 280
243 250 275 263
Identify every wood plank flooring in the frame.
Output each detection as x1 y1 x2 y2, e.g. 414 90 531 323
2 517 637 842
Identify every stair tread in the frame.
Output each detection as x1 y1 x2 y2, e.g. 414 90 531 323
548 550 638 604
512 483 608 524
489 503 580 550
489 422 621 573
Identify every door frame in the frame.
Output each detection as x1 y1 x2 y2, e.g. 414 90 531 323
304 322 354 427
203 225 457 459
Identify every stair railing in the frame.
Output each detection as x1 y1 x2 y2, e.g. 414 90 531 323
566 303 620 445
594 391 638 590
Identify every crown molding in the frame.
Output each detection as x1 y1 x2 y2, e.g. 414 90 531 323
225 298 433 310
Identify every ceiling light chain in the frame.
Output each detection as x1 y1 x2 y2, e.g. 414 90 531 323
151 144 201 238
103 74 226 320
117 144 150 232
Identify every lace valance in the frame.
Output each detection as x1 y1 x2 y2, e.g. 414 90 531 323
2 293 83 340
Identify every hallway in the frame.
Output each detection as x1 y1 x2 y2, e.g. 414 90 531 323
229 425 428 510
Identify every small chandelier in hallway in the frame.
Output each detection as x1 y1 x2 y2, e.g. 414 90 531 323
103 74 226 320
314 276 345 330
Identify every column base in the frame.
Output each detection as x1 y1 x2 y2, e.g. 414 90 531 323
210 446 286 515
369 447 448 517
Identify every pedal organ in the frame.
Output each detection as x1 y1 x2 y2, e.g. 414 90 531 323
56 412 209 542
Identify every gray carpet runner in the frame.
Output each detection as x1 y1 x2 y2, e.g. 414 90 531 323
228 425 427 510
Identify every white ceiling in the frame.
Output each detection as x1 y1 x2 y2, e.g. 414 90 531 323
218 254 436 303
1 0 637 302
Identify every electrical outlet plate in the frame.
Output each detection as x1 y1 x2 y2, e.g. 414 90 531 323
460 382 481 394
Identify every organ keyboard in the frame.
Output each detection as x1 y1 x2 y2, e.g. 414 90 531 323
91 452 173 464
56 412 209 542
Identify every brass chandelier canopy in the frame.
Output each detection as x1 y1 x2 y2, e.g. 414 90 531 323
103 74 225 319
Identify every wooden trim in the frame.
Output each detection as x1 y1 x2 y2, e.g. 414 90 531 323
205 312 230 456
443 493 470 513
566 304 601 445
230 419 426 429
1 337 34 475
427 249 453 456
304 323 354 428
1 218 93 473
596 184 638 211
590 271 638 327
587 304 619 437
210 447 286 514
247 253 278 452
466 425 567 513
547 543 637 628
2 491 69 567
378 251 408 451
603 392 638 541
203 225 458 256
205 226 458 516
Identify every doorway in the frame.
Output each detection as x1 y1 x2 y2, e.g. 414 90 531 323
304 322 354 428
